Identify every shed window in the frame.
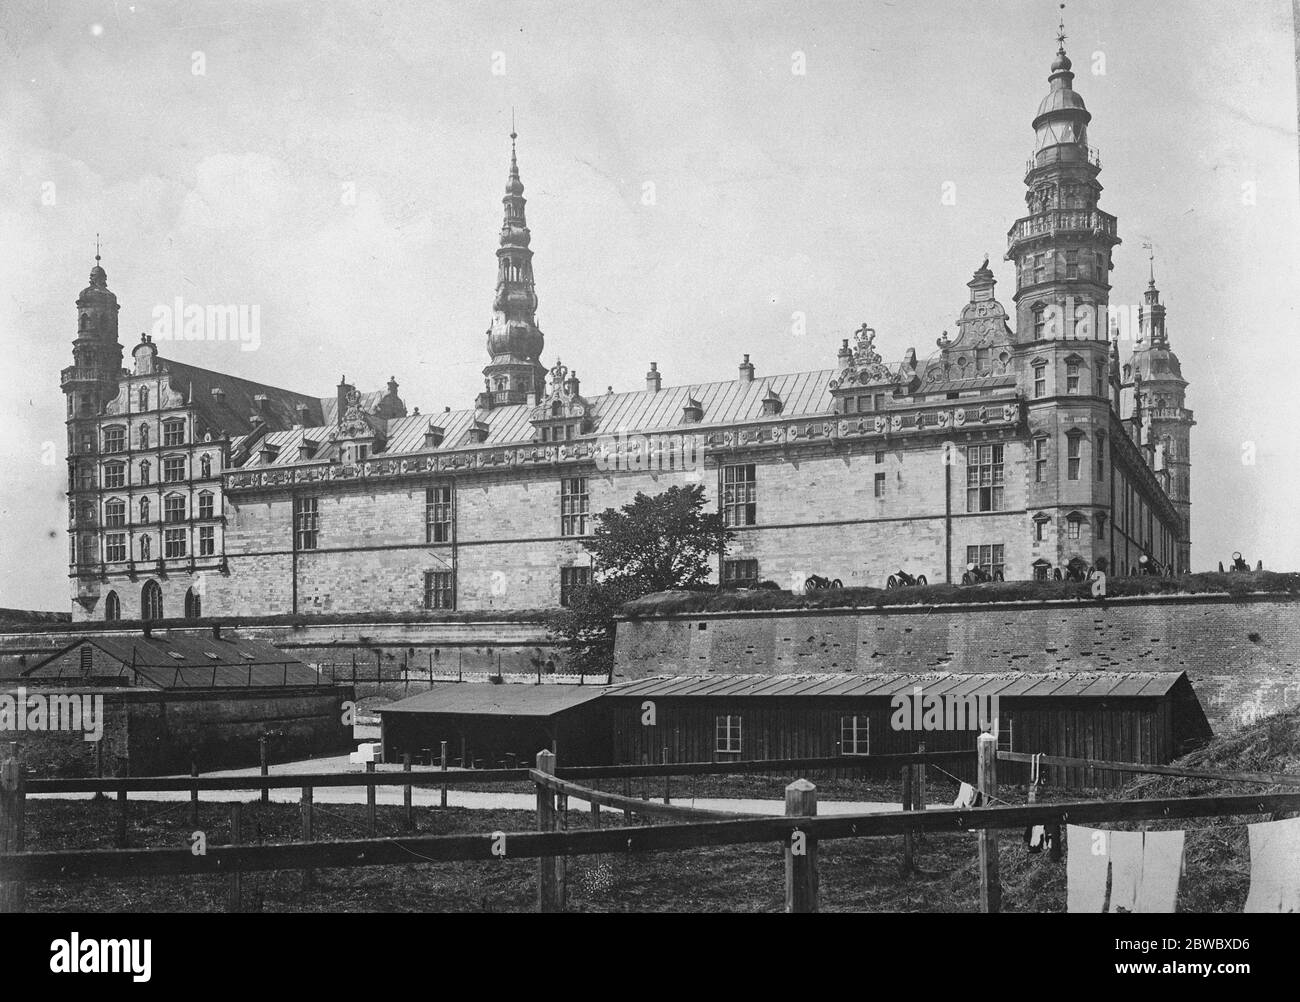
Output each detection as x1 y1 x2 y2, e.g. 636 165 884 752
715 715 742 755
840 715 870 756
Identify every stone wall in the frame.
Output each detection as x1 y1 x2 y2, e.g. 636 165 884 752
613 593 1300 732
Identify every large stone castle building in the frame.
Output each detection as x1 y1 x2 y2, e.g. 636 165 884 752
62 39 1192 622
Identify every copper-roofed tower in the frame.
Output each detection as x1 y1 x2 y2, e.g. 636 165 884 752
481 126 547 409
1130 250 1194 570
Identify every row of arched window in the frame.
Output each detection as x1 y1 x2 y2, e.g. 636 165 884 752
103 583 201 622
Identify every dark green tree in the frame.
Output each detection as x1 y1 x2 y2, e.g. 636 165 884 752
548 484 732 678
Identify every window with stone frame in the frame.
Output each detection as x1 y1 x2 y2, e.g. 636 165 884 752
559 477 589 536
1067 513 1084 540
721 464 757 527
966 544 1005 579
164 494 186 523
1033 437 1048 483
163 456 185 482
105 533 126 563
164 528 187 559
1095 432 1106 481
426 483 453 542
294 496 319 550
1033 364 1047 397
423 569 454 610
105 498 126 527
199 525 215 556
559 566 592 607
103 426 126 453
104 462 125 489
1033 513 1049 542
198 491 215 520
163 418 185 447
722 558 759 589
1066 432 1083 481
874 472 886 498
965 445 1004 512
1066 359 1081 394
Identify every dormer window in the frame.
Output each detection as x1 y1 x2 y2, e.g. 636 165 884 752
761 388 783 416
468 420 489 444
299 438 320 461
682 398 704 424
423 425 445 449
258 443 281 465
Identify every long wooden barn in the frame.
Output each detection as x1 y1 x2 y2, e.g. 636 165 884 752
601 672 1212 789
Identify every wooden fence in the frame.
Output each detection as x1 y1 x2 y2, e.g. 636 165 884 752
3 741 1299 914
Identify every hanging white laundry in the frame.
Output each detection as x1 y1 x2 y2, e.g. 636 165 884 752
1107 831 1144 913
1245 817 1300 913
953 782 977 809
1066 825 1110 913
1025 825 1047 854
1136 830 1185 913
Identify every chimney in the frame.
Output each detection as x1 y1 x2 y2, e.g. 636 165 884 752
838 339 853 366
253 393 269 413
739 354 755 383
142 623 152 640
294 403 310 425
211 386 226 404
564 369 581 397
212 623 222 640
336 376 354 425
646 362 661 392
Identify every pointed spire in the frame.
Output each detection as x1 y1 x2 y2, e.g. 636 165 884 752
1143 240 1156 287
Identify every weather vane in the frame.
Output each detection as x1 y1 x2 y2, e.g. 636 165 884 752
1142 240 1156 283
95 232 101 263
1057 2 1067 50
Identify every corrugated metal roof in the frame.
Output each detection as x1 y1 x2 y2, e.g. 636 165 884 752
377 682 606 717
603 672 1187 700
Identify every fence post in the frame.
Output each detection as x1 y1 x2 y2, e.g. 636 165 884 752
663 744 670 805
259 736 269 805
784 779 818 914
640 753 648 801
915 741 927 814
301 786 315 890
900 764 914 873
366 761 376 836
189 760 199 828
0 745 26 913
227 802 242 913
439 741 448 808
535 749 560 913
556 792 569 910
403 753 413 831
115 788 129 849
977 732 1001 914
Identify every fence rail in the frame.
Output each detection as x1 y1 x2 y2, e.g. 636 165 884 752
998 750 1300 788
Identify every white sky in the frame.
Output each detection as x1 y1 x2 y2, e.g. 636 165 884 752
1 0 1297 609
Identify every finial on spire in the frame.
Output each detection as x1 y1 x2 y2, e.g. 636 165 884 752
1142 240 1156 285
1056 2 1067 52
95 232 101 263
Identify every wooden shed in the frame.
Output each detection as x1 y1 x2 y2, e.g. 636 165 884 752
601 671 1212 789
377 682 611 768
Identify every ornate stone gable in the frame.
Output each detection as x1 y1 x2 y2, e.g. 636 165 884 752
529 358 593 432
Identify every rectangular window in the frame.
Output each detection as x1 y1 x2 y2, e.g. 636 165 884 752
997 714 1014 753
163 457 185 482
425 484 453 542
164 528 187 559
859 396 872 412
1068 519 1081 540
966 544 1005 579
873 393 885 411
1033 311 1046 340
199 525 215 556
104 464 125 489
163 420 185 447
1066 361 1080 394
423 570 454 610
105 533 126 562
559 566 592 607
975 347 990 373
294 496 319 550
1096 514 1107 541
164 495 185 523
1095 360 1106 393
1034 438 1048 483
843 395 856 414
1065 249 1078 279
1067 436 1081 481
715 715 742 755
875 451 885 465
103 428 125 454
104 502 126 528
722 558 759 589
874 472 886 498
721 464 757 527
1096 434 1106 481
1034 254 1045 284
1033 365 1046 398
198 493 214 519
560 476 589 537
840 715 870 756
965 445 1005 513
1033 519 1046 542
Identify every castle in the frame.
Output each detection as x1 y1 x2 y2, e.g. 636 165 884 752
61 37 1192 622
